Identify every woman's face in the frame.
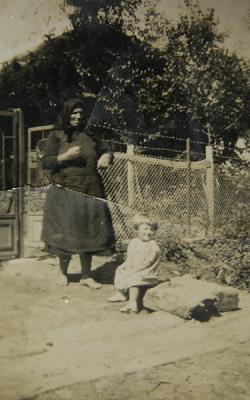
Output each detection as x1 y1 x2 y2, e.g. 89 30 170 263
69 107 84 128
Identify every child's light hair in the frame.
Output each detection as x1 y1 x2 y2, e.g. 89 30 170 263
132 214 158 231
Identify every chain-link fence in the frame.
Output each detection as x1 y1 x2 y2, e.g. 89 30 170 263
26 150 212 244
214 163 250 238
99 152 211 243
25 124 250 248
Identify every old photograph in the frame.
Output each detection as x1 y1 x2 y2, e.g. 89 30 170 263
0 0 249 399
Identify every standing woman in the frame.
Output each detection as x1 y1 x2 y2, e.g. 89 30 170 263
41 97 115 288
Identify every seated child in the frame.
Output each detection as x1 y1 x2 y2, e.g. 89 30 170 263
108 214 161 313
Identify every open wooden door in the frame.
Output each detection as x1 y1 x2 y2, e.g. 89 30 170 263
0 109 24 259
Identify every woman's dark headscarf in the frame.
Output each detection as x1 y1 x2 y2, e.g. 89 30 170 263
56 97 95 132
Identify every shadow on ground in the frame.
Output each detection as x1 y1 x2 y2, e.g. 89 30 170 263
92 254 124 284
67 254 124 285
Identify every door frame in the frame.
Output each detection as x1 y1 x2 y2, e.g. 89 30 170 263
0 109 25 259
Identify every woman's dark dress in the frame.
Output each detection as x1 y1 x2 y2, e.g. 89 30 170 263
41 129 115 255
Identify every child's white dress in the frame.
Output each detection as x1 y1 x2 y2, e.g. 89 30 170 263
115 238 161 290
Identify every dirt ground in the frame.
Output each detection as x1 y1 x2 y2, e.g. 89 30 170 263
33 342 250 400
0 255 250 400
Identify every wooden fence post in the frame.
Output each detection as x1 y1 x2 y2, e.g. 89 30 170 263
205 145 215 232
127 144 135 207
17 108 25 258
186 138 191 235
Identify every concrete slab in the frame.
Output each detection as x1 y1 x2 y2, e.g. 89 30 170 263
144 274 239 319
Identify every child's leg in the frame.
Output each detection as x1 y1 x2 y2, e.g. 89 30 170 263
58 255 71 286
120 286 140 313
79 253 102 289
129 287 140 312
107 264 128 302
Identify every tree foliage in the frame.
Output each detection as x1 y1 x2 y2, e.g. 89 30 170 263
66 0 143 32
95 0 250 157
0 0 249 159
0 26 131 126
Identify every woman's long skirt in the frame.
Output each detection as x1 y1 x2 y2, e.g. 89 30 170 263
42 176 115 256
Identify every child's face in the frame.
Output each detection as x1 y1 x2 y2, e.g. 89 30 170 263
138 223 155 241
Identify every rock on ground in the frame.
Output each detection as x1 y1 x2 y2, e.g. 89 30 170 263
144 274 239 320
